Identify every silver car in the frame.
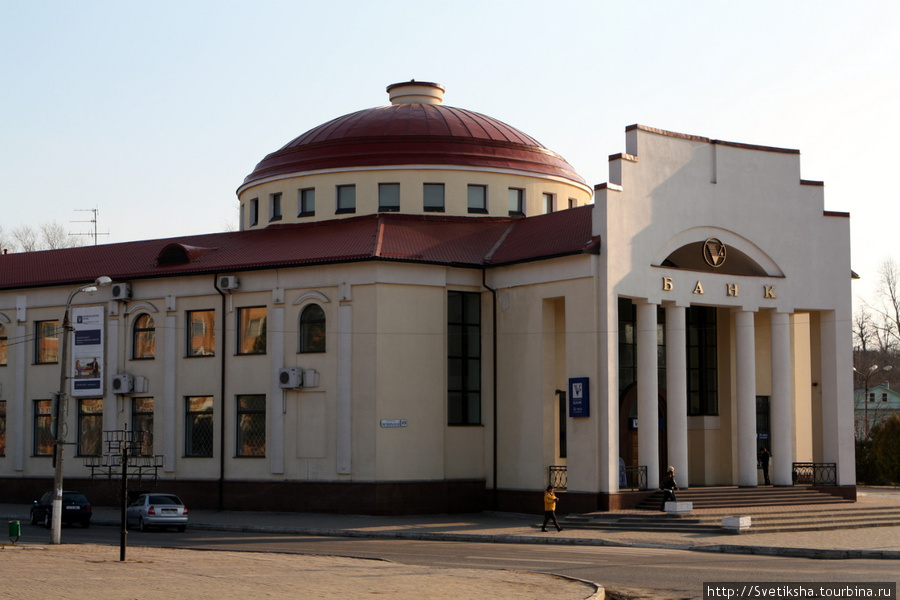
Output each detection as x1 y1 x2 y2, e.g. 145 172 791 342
126 493 189 532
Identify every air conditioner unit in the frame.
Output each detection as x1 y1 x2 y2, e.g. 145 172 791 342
111 282 131 300
219 276 240 290
303 369 319 388
112 374 134 394
278 367 303 389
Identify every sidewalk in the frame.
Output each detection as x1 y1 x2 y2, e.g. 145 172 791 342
4 487 899 560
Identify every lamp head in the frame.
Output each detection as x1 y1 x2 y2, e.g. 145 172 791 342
94 276 112 287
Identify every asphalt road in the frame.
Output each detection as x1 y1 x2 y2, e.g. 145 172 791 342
27 523 898 600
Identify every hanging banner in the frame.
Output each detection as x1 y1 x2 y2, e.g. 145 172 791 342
71 306 105 397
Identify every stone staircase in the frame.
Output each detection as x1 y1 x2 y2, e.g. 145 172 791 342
634 486 850 511
562 504 900 535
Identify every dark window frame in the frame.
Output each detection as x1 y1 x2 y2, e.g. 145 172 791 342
237 306 267 355
249 198 259 226
299 304 326 353
131 397 154 456
447 291 482 426
378 182 401 212
269 192 283 222
335 184 356 214
184 396 214 457
236 394 266 457
298 187 315 217
423 183 445 212
467 184 488 214
33 399 53 456
186 309 216 357
132 313 156 360
77 398 103 457
34 320 59 364
508 188 525 216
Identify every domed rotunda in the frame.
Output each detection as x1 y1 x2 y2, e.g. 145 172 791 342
237 81 592 228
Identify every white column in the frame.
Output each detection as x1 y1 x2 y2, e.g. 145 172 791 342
14 324 26 471
636 302 659 484
770 312 794 486
735 310 757 486
269 306 285 475
104 318 119 433
163 314 177 472
665 305 688 486
819 310 855 485
337 301 353 475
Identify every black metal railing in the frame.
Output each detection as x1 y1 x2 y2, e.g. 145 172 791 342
621 465 648 491
549 466 567 490
791 462 837 486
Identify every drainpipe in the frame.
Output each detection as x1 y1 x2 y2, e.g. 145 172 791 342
214 274 227 511
482 268 498 510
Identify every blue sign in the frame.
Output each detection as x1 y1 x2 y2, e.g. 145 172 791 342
568 377 590 418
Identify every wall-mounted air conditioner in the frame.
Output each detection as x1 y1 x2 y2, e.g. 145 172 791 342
278 367 303 389
111 282 131 300
112 374 134 394
219 276 240 290
303 369 319 388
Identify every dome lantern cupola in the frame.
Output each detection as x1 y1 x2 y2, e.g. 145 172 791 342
386 80 446 105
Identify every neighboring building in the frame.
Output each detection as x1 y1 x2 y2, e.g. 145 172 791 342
0 81 855 514
854 383 900 439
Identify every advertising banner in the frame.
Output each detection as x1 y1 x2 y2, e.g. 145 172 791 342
71 306 105 397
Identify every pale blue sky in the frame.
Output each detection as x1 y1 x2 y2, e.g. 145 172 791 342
1 0 897 308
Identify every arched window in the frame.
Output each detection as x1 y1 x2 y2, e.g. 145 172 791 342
299 304 326 353
133 314 155 359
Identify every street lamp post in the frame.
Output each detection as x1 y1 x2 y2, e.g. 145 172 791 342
51 276 112 545
854 364 893 440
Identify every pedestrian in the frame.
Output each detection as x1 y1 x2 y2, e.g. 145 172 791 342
759 447 771 485
659 466 678 511
541 485 563 532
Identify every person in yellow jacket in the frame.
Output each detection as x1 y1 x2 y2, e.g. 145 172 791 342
541 485 563 532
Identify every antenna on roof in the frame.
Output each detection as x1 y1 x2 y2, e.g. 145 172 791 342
70 207 110 246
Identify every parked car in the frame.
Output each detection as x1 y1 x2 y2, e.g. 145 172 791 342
126 493 188 532
30 491 92 528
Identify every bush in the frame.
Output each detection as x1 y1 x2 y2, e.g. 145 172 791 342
856 438 879 484
873 414 900 485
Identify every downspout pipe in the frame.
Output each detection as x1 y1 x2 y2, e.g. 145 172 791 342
214 274 227 511
482 268 498 511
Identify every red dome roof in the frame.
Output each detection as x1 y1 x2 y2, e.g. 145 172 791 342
243 102 586 187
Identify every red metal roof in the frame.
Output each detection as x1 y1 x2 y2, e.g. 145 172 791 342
0 210 596 291
243 104 586 187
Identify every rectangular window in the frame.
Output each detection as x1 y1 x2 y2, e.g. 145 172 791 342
77 398 102 456
448 291 481 425
869 392 876 403
237 306 267 355
378 183 400 212
508 188 524 216
336 184 356 214
34 399 53 456
250 198 259 226
882 393 889 402
35 320 59 364
0 323 7 366
687 306 718 416
542 193 554 214
132 397 154 456
0 400 6 456
185 396 214 457
236 395 266 457
269 192 283 222
568 198 576 209
298 188 315 217
423 183 445 212
467 184 487 214
187 310 215 357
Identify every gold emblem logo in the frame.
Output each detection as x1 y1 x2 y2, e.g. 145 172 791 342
703 238 726 268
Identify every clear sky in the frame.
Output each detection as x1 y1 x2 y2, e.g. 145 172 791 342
1 0 897 310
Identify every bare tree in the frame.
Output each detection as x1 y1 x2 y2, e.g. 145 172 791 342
853 306 875 352
871 257 900 353
4 221 83 252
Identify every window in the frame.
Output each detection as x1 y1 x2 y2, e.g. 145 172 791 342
77 398 102 456
187 310 215 357
568 198 576 209
269 192 282 222
687 306 718 416
185 396 214 457
299 304 326 353
882 392 889 402
542 193 554 214
236 395 266 457
424 183 445 212
298 188 315 217
0 323 7 366
132 313 155 359
0 400 6 456
467 185 487 214
34 399 53 456
237 306 267 354
869 392 875 403
132 397 154 456
508 188 524 216
249 198 259 226
448 291 481 425
336 184 356 214
35 320 59 364
378 183 400 212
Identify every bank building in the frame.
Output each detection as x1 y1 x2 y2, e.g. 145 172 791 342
0 81 855 514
